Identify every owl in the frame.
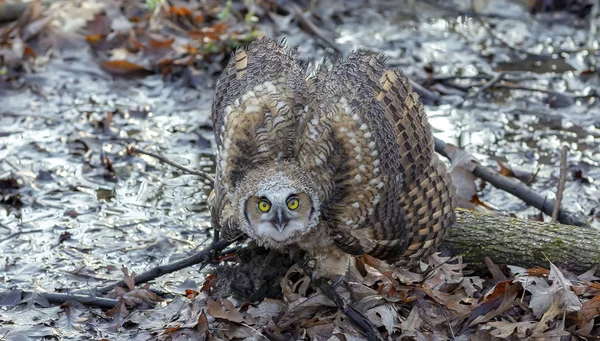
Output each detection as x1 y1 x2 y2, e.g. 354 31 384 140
209 37 457 277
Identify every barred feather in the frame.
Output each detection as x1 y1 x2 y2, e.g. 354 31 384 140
210 37 457 269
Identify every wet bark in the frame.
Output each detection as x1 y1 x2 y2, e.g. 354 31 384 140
442 209 600 274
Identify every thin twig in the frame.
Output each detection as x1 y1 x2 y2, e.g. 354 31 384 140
552 145 569 223
0 112 58 122
289 3 342 53
488 83 591 99
473 72 505 96
72 239 233 295
127 145 215 184
0 229 44 243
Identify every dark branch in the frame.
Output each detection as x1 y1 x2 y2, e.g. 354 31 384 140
433 137 587 227
38 292 118 310
73 239 233 295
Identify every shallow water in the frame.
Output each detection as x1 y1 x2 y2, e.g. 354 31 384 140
0 0 599 325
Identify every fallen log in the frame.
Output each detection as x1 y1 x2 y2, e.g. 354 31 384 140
442 209 600 274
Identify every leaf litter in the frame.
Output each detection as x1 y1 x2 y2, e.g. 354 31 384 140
1 0 600 339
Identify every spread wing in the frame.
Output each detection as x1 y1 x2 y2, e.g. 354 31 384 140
210 37 309 240
297 51 411 258
298 51 456 263
378 70 457 264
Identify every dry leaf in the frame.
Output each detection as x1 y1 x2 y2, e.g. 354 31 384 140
365 304 398 334
444 143 480 209
206 297 253 324
101 60 149 75
488 321 537 338
121 265 136 291
516 261 582 318
576 295 600 327
469 282 520 326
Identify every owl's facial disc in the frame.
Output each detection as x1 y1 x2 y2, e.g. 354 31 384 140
245 190 313 245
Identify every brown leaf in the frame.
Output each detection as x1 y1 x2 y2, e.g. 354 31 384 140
481 280 512 303
185 289 200 299
444 143 480 209
85 13 111 36
281 265 311 298
200 273 216 293
163 326 180 334
488 321 537 339
206 298 256 324
498 161 514 177
516 261 582 318
194 14 204 24
362 262 393 294
526 267 550 277
469 282 520 326
576 295 600 328
197 310 209 333
485 257 508 282
106 298 129 326
532 298 562 335
459 276 485 298
148 36 174 49
188 29 219 42
419 285 472 316
85 34 105 44
169 6 192 17
122 287 163 309
101 60 149 75
121 265 135 291
23 45 36 58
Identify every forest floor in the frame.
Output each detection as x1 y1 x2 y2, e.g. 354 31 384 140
1 0 600 340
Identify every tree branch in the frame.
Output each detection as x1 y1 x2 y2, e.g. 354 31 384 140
72 239 232 295
433 137 587 227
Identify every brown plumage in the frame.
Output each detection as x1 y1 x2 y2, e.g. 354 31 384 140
210 37 456 276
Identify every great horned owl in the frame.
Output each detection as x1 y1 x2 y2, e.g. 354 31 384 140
209 37 456 277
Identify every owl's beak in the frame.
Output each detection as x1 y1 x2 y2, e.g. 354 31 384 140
270 207 289 233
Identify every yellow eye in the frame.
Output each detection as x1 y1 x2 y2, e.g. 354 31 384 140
258 200 271 212
287 198 299 210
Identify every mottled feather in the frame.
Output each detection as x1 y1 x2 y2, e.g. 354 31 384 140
210 38 457 271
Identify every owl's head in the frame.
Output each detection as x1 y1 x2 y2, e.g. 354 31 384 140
235 166 321 247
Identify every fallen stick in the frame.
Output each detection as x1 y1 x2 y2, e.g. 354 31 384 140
552 145 568 223
42 292 118 310
72 239 232 295
127 145 214 183
433 137 587 227
443 209 600 273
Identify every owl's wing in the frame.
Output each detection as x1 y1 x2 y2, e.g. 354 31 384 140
298 51 411 258
377 70 457 265
298 51 456 263
211 37 309 240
